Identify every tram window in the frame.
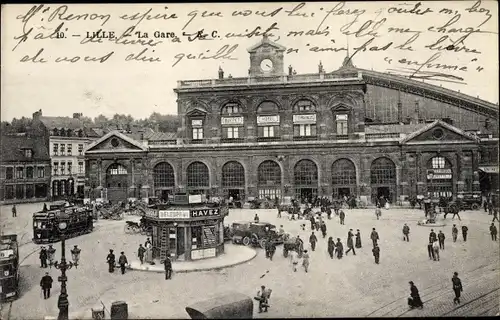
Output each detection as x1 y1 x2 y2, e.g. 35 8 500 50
1 265 13 277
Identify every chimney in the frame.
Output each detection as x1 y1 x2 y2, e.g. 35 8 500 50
410 100 420 125
33 109 42 120
73 113 82 119
397 91 403 124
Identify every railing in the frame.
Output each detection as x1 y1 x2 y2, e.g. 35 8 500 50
257 136 282 142
293 135 318 141
148 140 177 145
220 138 244 143
336 135 349 140
366 133 401 140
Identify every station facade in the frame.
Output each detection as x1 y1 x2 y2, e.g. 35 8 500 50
84 37 499 205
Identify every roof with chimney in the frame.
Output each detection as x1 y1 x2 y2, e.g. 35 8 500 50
1 133 50 163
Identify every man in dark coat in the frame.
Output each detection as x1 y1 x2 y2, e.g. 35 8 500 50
355 229 362 248
326 206 332 220
402 224 410 242
327 237 335 259
429 229 437 243
118 252 128 275
335 238 344 259
452 272 463 304
12 205 16 217
490 223 498 241
268 240 276 261
339 210 345 225
40 272 53 299
333 201 340 216
138 244 146 264
427 241 435 260
438 230 446 249
39 246 48 268
452 224 458 242
493 208 499 222
461 225 468 242
372 244 380 264
408 281 424 309
310 216 316 230
309 232 318 251
320 221 327 238
346 229 356 256
164 256 172 280
370 228 379 247
106 249 116 273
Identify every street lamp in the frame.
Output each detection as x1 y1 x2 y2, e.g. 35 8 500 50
53 212 79 320
428 171 434 199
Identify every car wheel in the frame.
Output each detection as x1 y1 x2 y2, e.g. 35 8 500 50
259 239 267 249
242 236 251 246
471 203 479 210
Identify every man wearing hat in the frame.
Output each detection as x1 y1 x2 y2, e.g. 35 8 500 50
256 285 271 313
452 272 463 304
408 281 423 309
118 251 128 275
39 246 48 268
106 249 116 273
40 272 53 299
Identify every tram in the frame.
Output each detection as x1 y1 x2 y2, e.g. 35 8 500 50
0 235 19 302
32 203 94 244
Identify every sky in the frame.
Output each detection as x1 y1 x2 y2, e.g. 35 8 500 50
1 1 498 121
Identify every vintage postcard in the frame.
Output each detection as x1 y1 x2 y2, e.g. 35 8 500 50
1 2 498 319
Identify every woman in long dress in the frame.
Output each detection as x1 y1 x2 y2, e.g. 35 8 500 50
145 242 153 264
355 229 362 248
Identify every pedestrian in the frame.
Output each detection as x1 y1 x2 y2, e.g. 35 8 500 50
355 229 362 248
144 237 152 248
302 250 310 273
429 229 437 243
346 229 356 256
326 206 332 220
163 256 172 280
106 249 116 273
452 224 458 242
427 241 435 260
339 210 345 225
269 240 276 261
370 228 379 247
408 281 424 309
12 204 17 217
290 250 299 272
372 244 380 264
47 245 56 268
489 223 497 241
402 223 410 242
43 203 48 212
145 240 153 264
452 272 463 304
39 246 48 268
438 230 445 249
333 201 340 216
309 232 318 251
40 272 53 299
254 214 260 223
375 205 381 220
320 221 327 238
138 244 146 264
256 285 271 313
277 207 281 218
335 238 344 259
484 199 488 213
118 252 128 274
327 237 335 259
432 240 440 261
493 208 499 222
461 225 468 242
487 201 493 215
310 215 316 230
452 206 461 221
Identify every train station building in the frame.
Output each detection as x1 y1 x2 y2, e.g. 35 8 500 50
84 36 499 205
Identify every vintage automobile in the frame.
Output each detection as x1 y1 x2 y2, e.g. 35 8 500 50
230 221 282 248
185 291 253 319
456 191 482 210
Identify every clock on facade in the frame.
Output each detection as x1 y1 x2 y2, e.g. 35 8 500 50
260 59 274 72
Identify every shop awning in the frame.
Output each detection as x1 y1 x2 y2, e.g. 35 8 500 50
479 166 499 174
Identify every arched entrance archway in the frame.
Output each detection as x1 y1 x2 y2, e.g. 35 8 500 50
222 161 245 201
153 162 175 201
427 156 453 199
370 157 396 203
106 163 128 203
294 159 318 203
257 160 282 199
332 159 357 198
186 162 210 195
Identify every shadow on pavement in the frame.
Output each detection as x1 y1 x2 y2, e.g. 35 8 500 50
18 264 41 299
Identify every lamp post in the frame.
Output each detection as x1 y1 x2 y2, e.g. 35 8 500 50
428 171 434 199
53 212 79 320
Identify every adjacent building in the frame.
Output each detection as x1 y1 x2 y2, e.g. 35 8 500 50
84 36 499 205
32 110 101 200
0 132 51 204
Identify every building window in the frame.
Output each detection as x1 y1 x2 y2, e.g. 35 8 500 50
26 184 34 198
67 144 72 155
60 144 65 156
192 127 204 140
257 101 280 139
35 184 47 198
331 159 357 185
186 162 209 189
26 166 34 179
222 161 245 188
5 185 14 200
221 102 241 114
53 143 58 155
25 149 33 158
108 164 127 175
15 185 24 199
257 160 282 199
6 167 13 180
37 166 45 178
153 162 175 188
53 162 59 176
78 162 84 174
16 167 24 179
294 124 316 137
226 127 240 139
295 99 315 112
336 114 348 135
78 144 84 155
370 157 396 185
60 162 65 175
431 157 446 169
261 126 275 137
68 162 72 174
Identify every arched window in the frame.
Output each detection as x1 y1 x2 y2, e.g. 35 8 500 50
257 101 280 140
332 105 350 137
222 161 245 188
107 163 127 175
187 162 209 188
257 160 281 199
370 157 396 185
427 156 453 198
332 159 356 185
294 160 318 186
187 105 207 142
153 162 175 188
221 102 244 140
293 99 317 138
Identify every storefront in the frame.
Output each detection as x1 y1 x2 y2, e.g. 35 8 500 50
144 194 228 262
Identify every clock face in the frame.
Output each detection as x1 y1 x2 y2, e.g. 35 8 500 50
260 59 274 72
